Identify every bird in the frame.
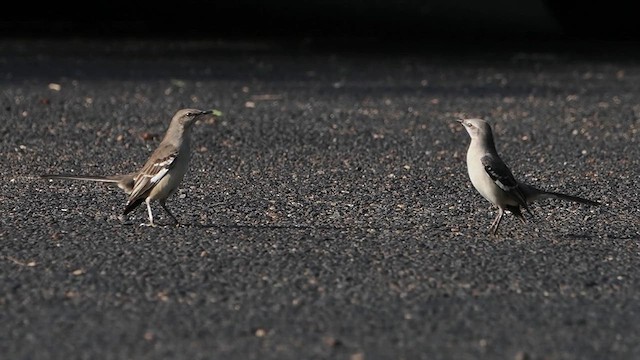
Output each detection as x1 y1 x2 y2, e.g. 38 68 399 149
457 118 599 235
42 108 219 226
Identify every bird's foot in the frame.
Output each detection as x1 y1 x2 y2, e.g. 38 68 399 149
140 222 157 227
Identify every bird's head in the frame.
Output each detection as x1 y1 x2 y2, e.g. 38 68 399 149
172 108 222 128
457 118 493 140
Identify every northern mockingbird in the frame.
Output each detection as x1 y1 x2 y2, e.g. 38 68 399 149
43 108 219 226
458 118 599 235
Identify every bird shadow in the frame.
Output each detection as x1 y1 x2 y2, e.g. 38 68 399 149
129 220 449 233
191 223 337 230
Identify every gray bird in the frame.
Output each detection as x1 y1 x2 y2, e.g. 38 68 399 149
458 118 599 235
43 108 219 226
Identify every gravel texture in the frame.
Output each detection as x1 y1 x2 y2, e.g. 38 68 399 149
1 38 639 360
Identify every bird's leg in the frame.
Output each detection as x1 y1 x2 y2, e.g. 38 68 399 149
506 205 527 224
489 208 504 235
160 200 180 225
140 197 156 227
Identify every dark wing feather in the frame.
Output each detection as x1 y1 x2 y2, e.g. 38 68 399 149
123 197 145 215
481 154 529 210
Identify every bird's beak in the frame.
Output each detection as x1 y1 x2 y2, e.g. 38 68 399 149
193 109 223 125
201 109 223 117
456 119 464 123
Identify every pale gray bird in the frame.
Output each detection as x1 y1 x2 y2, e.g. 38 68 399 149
43 108 218 226
458 118 599 235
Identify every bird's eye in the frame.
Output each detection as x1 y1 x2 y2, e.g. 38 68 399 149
186 112 193 117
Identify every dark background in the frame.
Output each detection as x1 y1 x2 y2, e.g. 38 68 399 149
1 0 638 43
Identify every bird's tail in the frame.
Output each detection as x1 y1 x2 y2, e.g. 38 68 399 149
539 190 600 206
520 184 600 206
42 173 136 194
41 174 124 183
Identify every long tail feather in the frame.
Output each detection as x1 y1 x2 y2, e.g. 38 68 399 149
520 183 600 206
41 174 123 183
42 174 135 194
544 191 600 206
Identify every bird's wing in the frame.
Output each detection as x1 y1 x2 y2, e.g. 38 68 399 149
126 143 179 207
481 154 529 208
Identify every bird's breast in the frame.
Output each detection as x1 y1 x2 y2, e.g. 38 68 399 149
466 147 516 207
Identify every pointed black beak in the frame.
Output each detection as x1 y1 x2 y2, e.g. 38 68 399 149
199 109 223 117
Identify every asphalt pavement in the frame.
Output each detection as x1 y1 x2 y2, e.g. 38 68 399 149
1 38 639 360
